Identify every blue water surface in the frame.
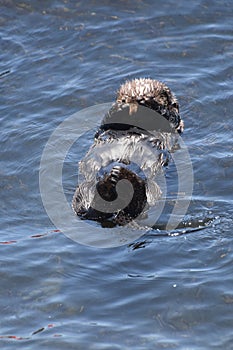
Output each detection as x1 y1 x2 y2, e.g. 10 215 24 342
1 0 233 349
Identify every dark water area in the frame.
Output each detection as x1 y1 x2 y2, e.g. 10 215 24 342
1 0 233 348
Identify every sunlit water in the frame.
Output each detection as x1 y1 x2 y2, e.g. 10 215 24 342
1 0 233 348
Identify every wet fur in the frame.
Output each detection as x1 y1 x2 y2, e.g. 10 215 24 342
72 78 183 227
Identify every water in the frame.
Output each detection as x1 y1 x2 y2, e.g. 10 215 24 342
1 0 233 348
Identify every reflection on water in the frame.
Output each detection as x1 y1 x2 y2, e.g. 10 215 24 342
1 0 233 348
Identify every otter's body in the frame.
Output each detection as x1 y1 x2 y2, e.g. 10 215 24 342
72 78 183 227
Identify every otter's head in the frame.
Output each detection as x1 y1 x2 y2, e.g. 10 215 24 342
116 78 184 133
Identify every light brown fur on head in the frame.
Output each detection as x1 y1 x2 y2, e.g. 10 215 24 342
116 78 183 132
117 78 177 105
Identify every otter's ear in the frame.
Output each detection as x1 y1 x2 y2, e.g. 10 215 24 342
160 86 174 107
172 102 179 112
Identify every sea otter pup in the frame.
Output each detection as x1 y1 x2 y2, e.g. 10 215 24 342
72 78 184 227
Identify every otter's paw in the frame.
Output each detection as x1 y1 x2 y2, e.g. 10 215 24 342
73 166 147 227
96 166 147 226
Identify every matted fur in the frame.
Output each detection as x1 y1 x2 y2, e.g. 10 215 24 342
73 78 184 226
116 78 183 132
117 78 177 105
